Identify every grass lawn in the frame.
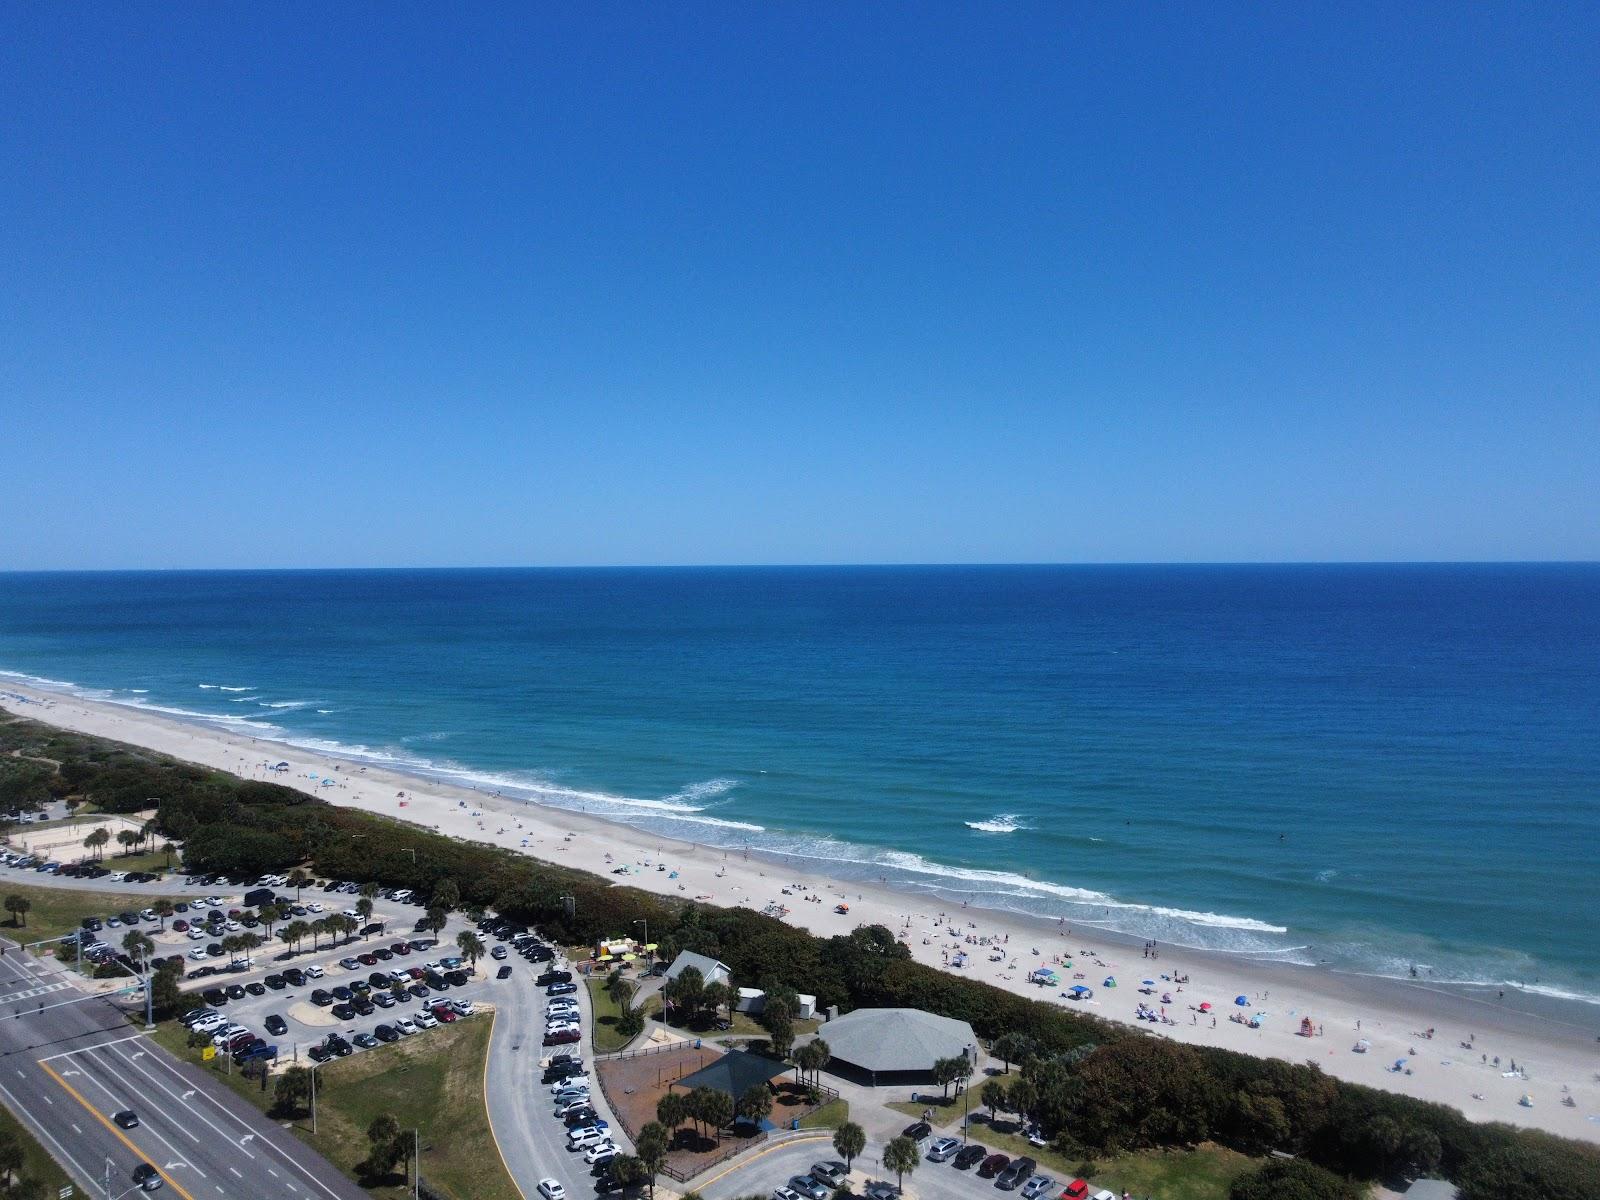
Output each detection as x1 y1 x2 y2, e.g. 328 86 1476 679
647 995 822 1041
103 850 179 875
0 1094 74 1194
151 1015 520 1200
587 976 637 1052
886 1094 971 1128
0 881 184 946
798 1098 849 1130
962 1118 1254 1200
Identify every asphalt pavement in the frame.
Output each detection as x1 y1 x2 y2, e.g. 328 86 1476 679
0 940 367 1200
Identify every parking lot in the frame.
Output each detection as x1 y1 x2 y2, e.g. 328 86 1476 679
0 860 640 1196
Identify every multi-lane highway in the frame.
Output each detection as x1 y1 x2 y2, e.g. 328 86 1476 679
0 941 366 1200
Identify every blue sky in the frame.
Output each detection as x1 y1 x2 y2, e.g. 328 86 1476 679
2 5 1596 568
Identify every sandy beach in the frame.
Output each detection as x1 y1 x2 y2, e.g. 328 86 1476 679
3 680 1597 1145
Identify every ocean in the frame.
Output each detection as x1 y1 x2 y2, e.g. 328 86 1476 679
2 564 1597 1005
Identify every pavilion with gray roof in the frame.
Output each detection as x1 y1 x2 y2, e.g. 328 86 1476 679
818 1007 977 1086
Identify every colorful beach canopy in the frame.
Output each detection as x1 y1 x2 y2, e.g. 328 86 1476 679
1235 995 1250 1005
1198 1002 1212 1011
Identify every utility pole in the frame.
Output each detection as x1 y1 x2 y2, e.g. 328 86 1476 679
634 918 648 960
310 1062 318 1134
413 1128 420 1200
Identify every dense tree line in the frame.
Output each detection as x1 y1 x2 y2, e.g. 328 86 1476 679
4 713 1596 1198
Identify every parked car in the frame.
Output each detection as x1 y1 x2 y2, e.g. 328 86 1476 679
810 1163 849 1188
538 1181 566 1200
978 1155 1010 1179
374 1024 400 1042
1019 1175 1056 1200
927 1137 960 1162
953 1145 988 1170
790 1176 829 1200
995 1157 1035 1190
264 1014 288 1036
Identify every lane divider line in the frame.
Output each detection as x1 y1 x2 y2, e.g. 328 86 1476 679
38 1058 199 1200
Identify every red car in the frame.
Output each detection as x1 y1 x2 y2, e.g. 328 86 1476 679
172 920 189 932
358 953 378 966
430 1004 457 1023
543 1027 580 1046
1061 1183 1089 1200
390 942 411 956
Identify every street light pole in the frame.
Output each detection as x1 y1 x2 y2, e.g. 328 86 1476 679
634 918 648 960
413 1128 420 1200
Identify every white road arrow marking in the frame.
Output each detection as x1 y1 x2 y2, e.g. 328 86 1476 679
182 1089 196 1099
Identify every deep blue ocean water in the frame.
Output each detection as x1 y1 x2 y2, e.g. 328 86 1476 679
2 565 1596 1002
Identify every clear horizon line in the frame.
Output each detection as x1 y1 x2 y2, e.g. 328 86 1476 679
2 558 1598 575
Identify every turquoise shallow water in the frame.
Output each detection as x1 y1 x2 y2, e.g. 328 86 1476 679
1 564 1597 1003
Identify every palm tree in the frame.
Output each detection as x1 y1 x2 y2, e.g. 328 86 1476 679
84 827 110 862
456 931 485 971
355 897 374 936
257 905 278 938
140 818 159 852
4 895 31 928
655 1093 686 1146
160 841 176 869
288 868 310 900
635 1123 667 1200
424 906 447 939
278 925 299 956
116 829 140 857
122 930 155 965
832 1122 866 1173
308 918 329 952
154 900 175 930
882 1136 919 1191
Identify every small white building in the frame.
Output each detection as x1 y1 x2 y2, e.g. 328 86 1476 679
734 988 816 1018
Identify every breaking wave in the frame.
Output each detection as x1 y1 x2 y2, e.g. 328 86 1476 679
965 813 1025 833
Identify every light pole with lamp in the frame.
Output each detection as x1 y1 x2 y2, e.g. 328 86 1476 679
634 918 648 963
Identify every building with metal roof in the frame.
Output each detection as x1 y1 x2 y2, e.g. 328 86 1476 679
819 1007 977 1086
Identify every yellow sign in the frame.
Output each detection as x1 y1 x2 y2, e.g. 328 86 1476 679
202 1045 216 1061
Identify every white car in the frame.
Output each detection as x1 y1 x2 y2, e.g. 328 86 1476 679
568 1129 606 1150
414 1011 438 1029
773 1188 803 1200
450 999 475 1016
582 1142 617 1165
224 920 241 932
538 1181 566 1200
187 928 206 939
394 1017 418 1035
109 872 128 882
551 1075 590 1094
1089 1192 1116 1200
305 965 324 978
307 902 324 913
188 948 208 961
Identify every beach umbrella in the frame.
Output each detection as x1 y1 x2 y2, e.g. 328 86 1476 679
645 943 658 951
1198 1002 1212 1012
1235 995 1250 1006
1141 979 1154 986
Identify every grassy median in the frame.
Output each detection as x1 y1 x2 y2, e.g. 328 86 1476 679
0 1096 74 1194
151 1015 520 1200
0 880 184 946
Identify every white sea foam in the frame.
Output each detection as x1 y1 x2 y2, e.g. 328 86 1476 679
129 689 149 694
965 813 1026 833
661 779 739 805
259 700 314 710
228 696 258 703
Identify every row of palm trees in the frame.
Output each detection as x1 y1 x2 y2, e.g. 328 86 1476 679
78 818 169 863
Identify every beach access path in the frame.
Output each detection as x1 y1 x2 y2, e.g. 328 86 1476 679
4 681 1598 1146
